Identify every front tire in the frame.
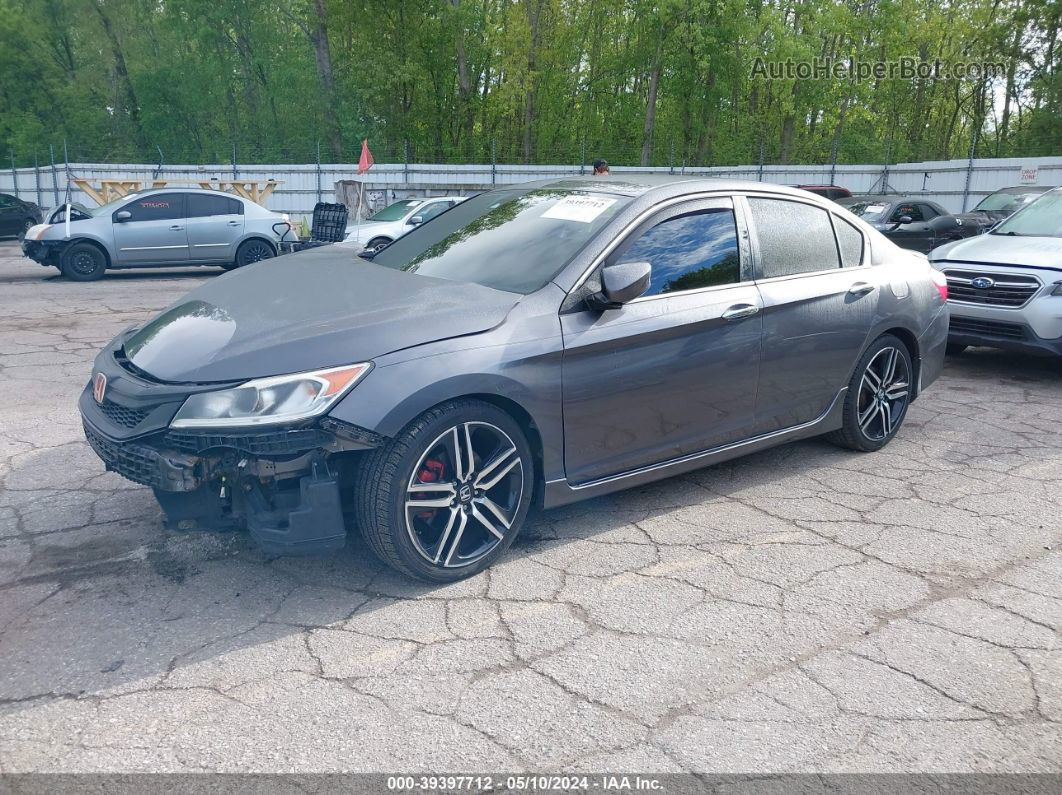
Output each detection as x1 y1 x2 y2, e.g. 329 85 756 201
234 238 275 268
827 334 913 452
352 400 534 582
365 236 392 254
60 242 107 281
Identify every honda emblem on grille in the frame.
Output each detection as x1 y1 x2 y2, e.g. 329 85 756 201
93 372 107 404
971 277 994 289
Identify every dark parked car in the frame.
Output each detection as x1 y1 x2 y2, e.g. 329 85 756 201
0 192 42 239
796 185 852 201
963 185 1055 226
79 177 948 581
839 195 975 253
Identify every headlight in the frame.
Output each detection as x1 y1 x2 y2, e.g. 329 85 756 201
171 363 372 428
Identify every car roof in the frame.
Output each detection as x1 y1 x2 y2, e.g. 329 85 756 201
990 185 1054 194
130 187 250 199
510 175 834 202
842 195 935 204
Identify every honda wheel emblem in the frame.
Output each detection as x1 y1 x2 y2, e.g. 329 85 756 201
93 372 107 404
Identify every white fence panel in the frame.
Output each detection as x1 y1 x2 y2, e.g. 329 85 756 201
0 155 1058 220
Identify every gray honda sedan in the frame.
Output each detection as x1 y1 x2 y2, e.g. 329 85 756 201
22 187 291 280
80 177 949 581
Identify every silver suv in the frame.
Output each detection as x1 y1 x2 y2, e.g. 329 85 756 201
21 188 292 280
931 187 1062 357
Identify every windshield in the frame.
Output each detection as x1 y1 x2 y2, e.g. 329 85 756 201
368 200 420 222
974 190 1042 213
370 188 630 293
86 194 141 217
847 202 889 221
991 191 1062 238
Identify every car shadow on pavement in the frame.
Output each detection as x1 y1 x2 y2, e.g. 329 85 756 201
42 269 226 282
0 345 1057 719
0 430 850 709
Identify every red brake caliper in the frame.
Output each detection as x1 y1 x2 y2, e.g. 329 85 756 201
414 458 447 521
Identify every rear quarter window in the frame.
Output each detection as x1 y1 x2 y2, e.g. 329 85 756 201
833 216 864 268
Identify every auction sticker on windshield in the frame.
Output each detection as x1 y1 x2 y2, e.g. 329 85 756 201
542 195 617 223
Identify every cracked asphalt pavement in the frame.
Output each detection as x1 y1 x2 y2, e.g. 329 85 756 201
0 240 1060 774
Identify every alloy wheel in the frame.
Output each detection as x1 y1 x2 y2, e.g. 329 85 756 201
856 346 910 441
404 421 524 569
241 241 273 265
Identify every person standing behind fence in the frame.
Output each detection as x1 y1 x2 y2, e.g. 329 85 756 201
592 159 609 176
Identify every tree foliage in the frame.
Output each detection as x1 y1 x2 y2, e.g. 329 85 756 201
0 0 1057 166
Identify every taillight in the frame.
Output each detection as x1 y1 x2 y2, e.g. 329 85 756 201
930 268 948 301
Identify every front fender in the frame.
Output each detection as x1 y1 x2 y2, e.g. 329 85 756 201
328 339 565 483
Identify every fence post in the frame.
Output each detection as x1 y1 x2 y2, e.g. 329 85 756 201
491 138 497 185
579 139 585 176
670 140 675 175
961 127 979 213
403 141 410 184
232 143 238 181
34 152 41 207
9 153 18 200
757 139 765 182
315 140 322 204
829 137 838 186
49 144 59 205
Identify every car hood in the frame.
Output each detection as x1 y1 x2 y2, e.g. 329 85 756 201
930 233 1062 270
343 219 396 238
123 245 519 382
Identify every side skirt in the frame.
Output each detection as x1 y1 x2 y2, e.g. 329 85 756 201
542 388 847 509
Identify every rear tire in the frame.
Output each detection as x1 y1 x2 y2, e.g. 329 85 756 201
945 343 967 356
352 399 534 582
17 219 34 241
60 242 107 281
234 238 275 268
826 334 913 452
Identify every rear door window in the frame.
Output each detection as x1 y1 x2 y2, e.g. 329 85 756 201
747 197 840 278
187 193 242 217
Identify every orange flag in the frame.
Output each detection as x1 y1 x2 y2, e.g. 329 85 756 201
357 139 374 174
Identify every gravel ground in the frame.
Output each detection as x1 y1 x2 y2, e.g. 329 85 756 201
0 239 1059 774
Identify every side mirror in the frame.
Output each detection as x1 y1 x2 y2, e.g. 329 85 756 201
408 215 424 226
587 261 652 310
115 210 132 222
897 215 913 225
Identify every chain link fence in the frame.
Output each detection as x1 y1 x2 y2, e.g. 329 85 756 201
3 134 1060 222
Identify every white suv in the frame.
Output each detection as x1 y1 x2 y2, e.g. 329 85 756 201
930 188 1062 357
343 196 466 252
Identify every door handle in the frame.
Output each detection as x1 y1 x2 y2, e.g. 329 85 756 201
848 282 875 297
227 220 240 226
169 224 184 231
722 304 760 321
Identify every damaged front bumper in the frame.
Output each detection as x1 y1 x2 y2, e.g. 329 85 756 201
79 353 384 555
22 238 65 266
